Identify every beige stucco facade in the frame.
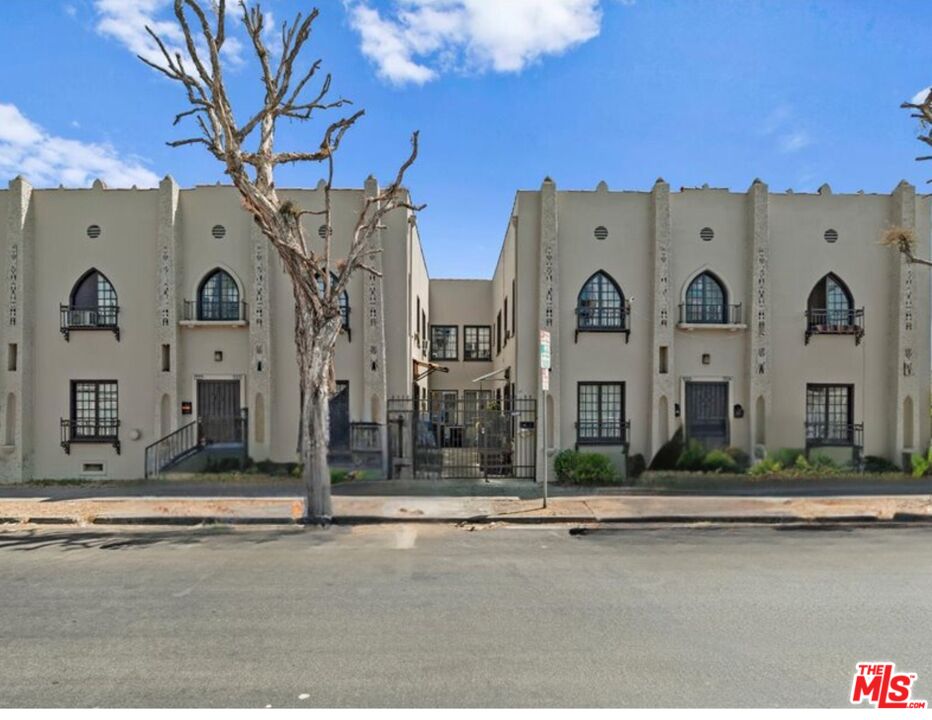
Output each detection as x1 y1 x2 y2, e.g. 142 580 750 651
0 174 928 481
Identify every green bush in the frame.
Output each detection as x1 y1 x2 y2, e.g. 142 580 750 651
649 427 684 470
749 457 782 475
911 448 932 478
626 453 646 479
553 449 618 484
770 447 806 468
702 448 738 473
724 446 751 472
863 455 900 473
676 439 707 472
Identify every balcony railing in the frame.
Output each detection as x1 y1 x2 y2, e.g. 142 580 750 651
60 304 120 341
350 422 382 453
61 418 121 454
575 301 632 343
678 303 743 326
575 419 631 448
805 421 863 449
805 307 865 345
183 300 248 323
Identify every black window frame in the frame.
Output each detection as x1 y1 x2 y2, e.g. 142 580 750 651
463 325 492 361
496 311 502 355
576 381 626 446
430 325 458 361
805 383 857 446
197 268 241 321
684 271 728 324
62 379 121 454
60 268 120 340
575 270 628 341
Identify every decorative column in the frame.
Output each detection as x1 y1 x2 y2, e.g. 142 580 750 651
362 176 389 475
154 176 181 441
747 179 771 458
649 178 675 459
248 215 273 460
891 181 919 459
0 176 34 482
536 177 560 483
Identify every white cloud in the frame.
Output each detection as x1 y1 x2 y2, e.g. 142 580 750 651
93 0 243 68
0 103 159 188
347 0 602 85
778 130 812 154
911 87 931 105
760 104 813 154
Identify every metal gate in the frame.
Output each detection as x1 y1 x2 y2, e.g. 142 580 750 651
685 381 729 449
387 395 537 479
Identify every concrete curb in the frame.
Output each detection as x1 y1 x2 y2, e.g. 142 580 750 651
0 513 929 527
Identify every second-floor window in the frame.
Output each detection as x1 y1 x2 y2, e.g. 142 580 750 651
577 270 626 330
430 325 458 361
198 269 240 321
67 269 118 327
464 326 492 361
684 271 728 323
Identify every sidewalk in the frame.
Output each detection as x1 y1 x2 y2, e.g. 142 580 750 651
1 493 931 527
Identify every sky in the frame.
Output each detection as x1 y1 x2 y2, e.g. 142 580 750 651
1 0 932 278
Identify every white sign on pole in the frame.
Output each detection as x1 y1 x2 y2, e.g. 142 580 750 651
539 330 551 370
541 367 550 392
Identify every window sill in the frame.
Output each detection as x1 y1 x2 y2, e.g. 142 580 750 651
575 327 631 344
180 319 249 328
677 322 746 332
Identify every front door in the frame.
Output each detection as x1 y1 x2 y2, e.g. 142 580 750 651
685 381 729 449
329 381 350 451
197 379 242 444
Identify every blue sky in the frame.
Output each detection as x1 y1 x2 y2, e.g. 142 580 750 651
1 0 932 278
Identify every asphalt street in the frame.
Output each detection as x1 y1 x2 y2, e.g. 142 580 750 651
1 523 929 707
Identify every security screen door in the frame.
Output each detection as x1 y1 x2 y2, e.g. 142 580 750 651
685 381 729 449
197 379 241 444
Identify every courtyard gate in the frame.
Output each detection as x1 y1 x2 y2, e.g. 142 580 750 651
387 395 537 480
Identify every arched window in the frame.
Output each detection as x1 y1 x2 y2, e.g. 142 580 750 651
317 274 350 334
62 269 119 338
577 271 625 331
197 269 240 321
807 273 853 326
684 271 727 324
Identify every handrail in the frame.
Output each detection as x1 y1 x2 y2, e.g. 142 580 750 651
144 419 201 479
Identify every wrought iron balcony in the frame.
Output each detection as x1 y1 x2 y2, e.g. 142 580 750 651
60 418 121 454
575 418 631 447
183 300 248 323
804 421 863 449
59 305 120 341
575 300 632 343
804 308 865 345
678 303 743 326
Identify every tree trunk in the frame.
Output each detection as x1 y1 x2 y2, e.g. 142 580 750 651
297 311 342 523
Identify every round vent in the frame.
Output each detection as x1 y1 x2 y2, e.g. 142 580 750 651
593 226 609 241
86 224 101 239
318 224 330 239
211 224 226 239
699 227 714 242
824 228 838 244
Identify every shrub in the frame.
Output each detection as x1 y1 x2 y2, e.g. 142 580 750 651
649 427 684 471
724 446 751 472
626 453 646 479
702 448 738 473
770 447 806 468
676 439 706 472
911 448 932 478
863 455 900 473
553 449 617 484
808 452 838 470
553 449 580 483
749 457 782 475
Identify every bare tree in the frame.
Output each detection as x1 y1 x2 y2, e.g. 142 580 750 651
889 89 932 265
142 0 422 522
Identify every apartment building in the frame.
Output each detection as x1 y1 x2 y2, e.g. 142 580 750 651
0 175 927 481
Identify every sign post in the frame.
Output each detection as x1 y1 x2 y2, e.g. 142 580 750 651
539 330 551 509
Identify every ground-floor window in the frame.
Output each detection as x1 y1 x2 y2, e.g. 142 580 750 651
71 380 119 439
577 382 625 444
805 384 854 444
